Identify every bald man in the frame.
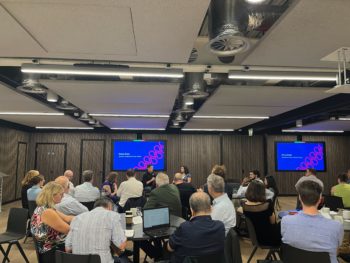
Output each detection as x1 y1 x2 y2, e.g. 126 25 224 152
64 170 75 196
167 192 225 263
173 173 196 218
55 176 88 216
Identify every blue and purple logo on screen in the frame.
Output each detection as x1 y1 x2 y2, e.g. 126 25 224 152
112 141 165 171
276 142 325 171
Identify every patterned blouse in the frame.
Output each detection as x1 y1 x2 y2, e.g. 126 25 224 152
31 206 66 253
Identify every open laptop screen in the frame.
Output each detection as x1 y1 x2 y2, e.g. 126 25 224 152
143 207 170 230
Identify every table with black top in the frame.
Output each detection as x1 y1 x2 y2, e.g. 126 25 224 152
127 215 185 263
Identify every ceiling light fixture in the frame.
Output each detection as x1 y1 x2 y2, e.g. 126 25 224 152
79 113 90 121
88 119 96 125
36 127 94 130
184 97 194 106
228 70 337 81
46 90 58 102
282 129 344 133
0 112 64 116
193 115 269 119
21 64 184 79
338 117 350 121
175 114 186 123
296 119 303 128
88 114 169 118
110 128 166 131
245 0 268 4
181 128 234 132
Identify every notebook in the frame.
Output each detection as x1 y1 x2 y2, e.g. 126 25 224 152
142 207 174 238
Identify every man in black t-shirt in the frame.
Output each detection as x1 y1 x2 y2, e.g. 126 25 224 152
142 165 156 191
173 173 196 211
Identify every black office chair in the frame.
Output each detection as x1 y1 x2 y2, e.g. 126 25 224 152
24 200 37 243
55 250 101 263
245 217 280 263
182 251 226 263
123 196 146 212
80 201 95 211
224 227 242 263
281 243 330 263
0 208 29 263
324 195 344 211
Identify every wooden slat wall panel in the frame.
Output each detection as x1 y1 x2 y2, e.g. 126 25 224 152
15 143 27 199
0 127 29 203
81 140 105 187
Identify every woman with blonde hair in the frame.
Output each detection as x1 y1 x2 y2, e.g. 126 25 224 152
31 182 73 262
21 170 40 209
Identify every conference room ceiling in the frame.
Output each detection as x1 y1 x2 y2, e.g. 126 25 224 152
285 120 350 132
0 0 350 133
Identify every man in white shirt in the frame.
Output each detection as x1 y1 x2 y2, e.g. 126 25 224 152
295 168 324 190
64 169 75 196
55 176 88 215
74 170 100 202
117 169 143 208
207 173 236 235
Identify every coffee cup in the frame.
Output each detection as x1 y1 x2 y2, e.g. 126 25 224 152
131 208 137 217
126 210 132 216
334 215 344 223
126 215 133 226
343 210 350 220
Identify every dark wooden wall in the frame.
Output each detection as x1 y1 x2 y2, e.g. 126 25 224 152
1 127 350 203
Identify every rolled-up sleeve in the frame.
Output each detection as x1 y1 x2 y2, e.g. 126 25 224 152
111 214 126 248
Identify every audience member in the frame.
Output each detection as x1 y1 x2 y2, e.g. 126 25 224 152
295 168 324 190
167 192 225 263
282 181 343 263
102 172 119 203
264 175 279 199
55 176 88 215
142 164 156 191
27 175 45 201
31 182 73 262
21 170 40 209
331 173 350 208
117 168 143 208
173 172 196 214
74 170 100 202
203 164 234 198
207 174 236 235
144 173 182 217
180 165 192 183
243 180 281 246
65 197 128 263
64 170 75 196
347 169 350 184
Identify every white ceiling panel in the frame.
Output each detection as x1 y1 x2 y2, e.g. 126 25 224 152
42 80 179 115
286 120 350 132
0 114 88 128
243 0 350 68
184 118 258 130
96 117 167 129
0 0 210 63
197 105 291 117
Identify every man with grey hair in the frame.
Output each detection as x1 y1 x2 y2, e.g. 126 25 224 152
173 172 196 217
143 172 182 217
168 192 225 263
64 170 75 196
74 170 101 202
207 174 236 235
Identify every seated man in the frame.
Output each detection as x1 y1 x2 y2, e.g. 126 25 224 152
55 176 88 215
65 197 128 263
167 192 225 263
331 173 350 208
144 173 182 217
282 180 343 263
173 172 196 214
207 174 236 235
117 168 143 208
27 175 45 201
74 170 100 203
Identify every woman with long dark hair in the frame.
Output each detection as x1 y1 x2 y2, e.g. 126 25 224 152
180 165 192 183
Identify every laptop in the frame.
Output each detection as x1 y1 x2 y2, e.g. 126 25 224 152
143 207 174 238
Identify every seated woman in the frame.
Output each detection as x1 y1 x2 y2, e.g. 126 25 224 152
21 170 40 209
31 182 74 262
242 180 281 247
27 175 45 201
180 165 192 183
101 172 119 203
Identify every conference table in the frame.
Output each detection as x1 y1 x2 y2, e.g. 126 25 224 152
126 214 185 263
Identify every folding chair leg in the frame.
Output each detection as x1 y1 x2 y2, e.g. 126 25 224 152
15 242 29 263
271 251 277 260
0 245 10 262
2 243 13 263
247 246 258 263
265 250 272 260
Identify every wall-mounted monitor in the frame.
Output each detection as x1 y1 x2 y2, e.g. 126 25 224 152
111 140 166 171
275 141 326 172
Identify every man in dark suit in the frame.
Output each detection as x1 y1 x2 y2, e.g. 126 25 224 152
173 172 196 218
143 172 182 217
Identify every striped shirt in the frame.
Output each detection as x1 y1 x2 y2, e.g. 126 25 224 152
65 207 126 263
55 194 88 216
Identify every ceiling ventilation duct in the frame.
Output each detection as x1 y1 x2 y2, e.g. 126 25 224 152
17 79 47 94
183 73 209 98
208 0 250 63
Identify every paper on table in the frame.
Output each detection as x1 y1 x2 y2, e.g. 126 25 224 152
133 216 142 225
124 230 134 237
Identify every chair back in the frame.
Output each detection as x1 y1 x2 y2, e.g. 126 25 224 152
55 250 101 263
6 208 28 235
81 201 95 211
281 243 330 263
123 196 146 212
182 251 226 263
324 195 344 211
245 217 259 247
225 227 242 263
28 200 37 218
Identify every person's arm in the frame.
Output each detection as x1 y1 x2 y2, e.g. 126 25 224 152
116 182 123 197
269 213 277 224
331 186 335 196
103 184 112 194
64 199 89 215
187 174 192 183
56 209 74 223
65 222 73 253
111 214 127 251
167 225 183 252
146 177 155 186
41 209 70 234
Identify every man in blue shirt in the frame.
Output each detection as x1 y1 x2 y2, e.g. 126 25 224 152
282 180 343 263
167 192 225 263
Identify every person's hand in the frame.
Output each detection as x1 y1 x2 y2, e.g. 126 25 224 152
151 177 155 182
